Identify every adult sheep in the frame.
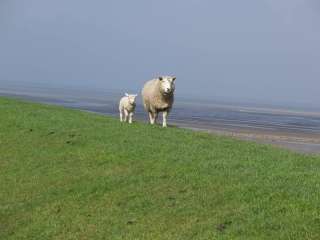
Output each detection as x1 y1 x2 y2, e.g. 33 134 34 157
141 76 176 127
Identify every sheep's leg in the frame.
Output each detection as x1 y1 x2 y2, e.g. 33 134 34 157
153 112 158 124
149 112 155 124
129 112 133 124
119 108 124 122
162 111 168 127
124 109 129 122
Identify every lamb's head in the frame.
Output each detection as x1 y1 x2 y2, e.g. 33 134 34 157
125 93 138 105
158 76 176 95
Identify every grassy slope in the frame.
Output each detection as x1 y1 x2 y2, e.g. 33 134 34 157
0 97 320 240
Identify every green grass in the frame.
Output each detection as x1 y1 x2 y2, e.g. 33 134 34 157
1 97 320 240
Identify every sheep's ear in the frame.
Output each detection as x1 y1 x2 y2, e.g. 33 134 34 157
172 76 176 82
125 93 129 97
158 76 163 81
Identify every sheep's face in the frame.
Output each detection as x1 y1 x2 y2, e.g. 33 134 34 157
125 93 138 105
159 76 176 95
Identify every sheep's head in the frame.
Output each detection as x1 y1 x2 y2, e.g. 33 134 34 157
125 93 138 105
158 76 176 95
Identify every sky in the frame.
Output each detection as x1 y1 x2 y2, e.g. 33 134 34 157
1 0 319 108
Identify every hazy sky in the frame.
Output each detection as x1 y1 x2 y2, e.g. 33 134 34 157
1 0 319 107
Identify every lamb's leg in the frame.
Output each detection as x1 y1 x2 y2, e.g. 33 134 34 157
124 109 129 122
129 112 133 124
162 111 168 127
119 108 123 122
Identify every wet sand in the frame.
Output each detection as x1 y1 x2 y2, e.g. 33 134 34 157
0 84 319 155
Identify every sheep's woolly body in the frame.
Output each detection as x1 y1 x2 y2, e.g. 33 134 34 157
142 77 176 127
142 79 174 114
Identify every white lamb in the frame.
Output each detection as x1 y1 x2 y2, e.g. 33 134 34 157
141 76 176 127
119 93 137 124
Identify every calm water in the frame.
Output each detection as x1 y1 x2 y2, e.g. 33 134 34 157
1 82 320 138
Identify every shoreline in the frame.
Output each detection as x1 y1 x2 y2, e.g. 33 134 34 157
84 112 320 154
174 122 320 154
1 91 319 155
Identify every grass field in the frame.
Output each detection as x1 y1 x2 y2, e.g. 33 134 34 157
1 97 320 240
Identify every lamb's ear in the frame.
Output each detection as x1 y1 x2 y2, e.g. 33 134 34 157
172 76 176 82
158 76 163 81
125 93 129 97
